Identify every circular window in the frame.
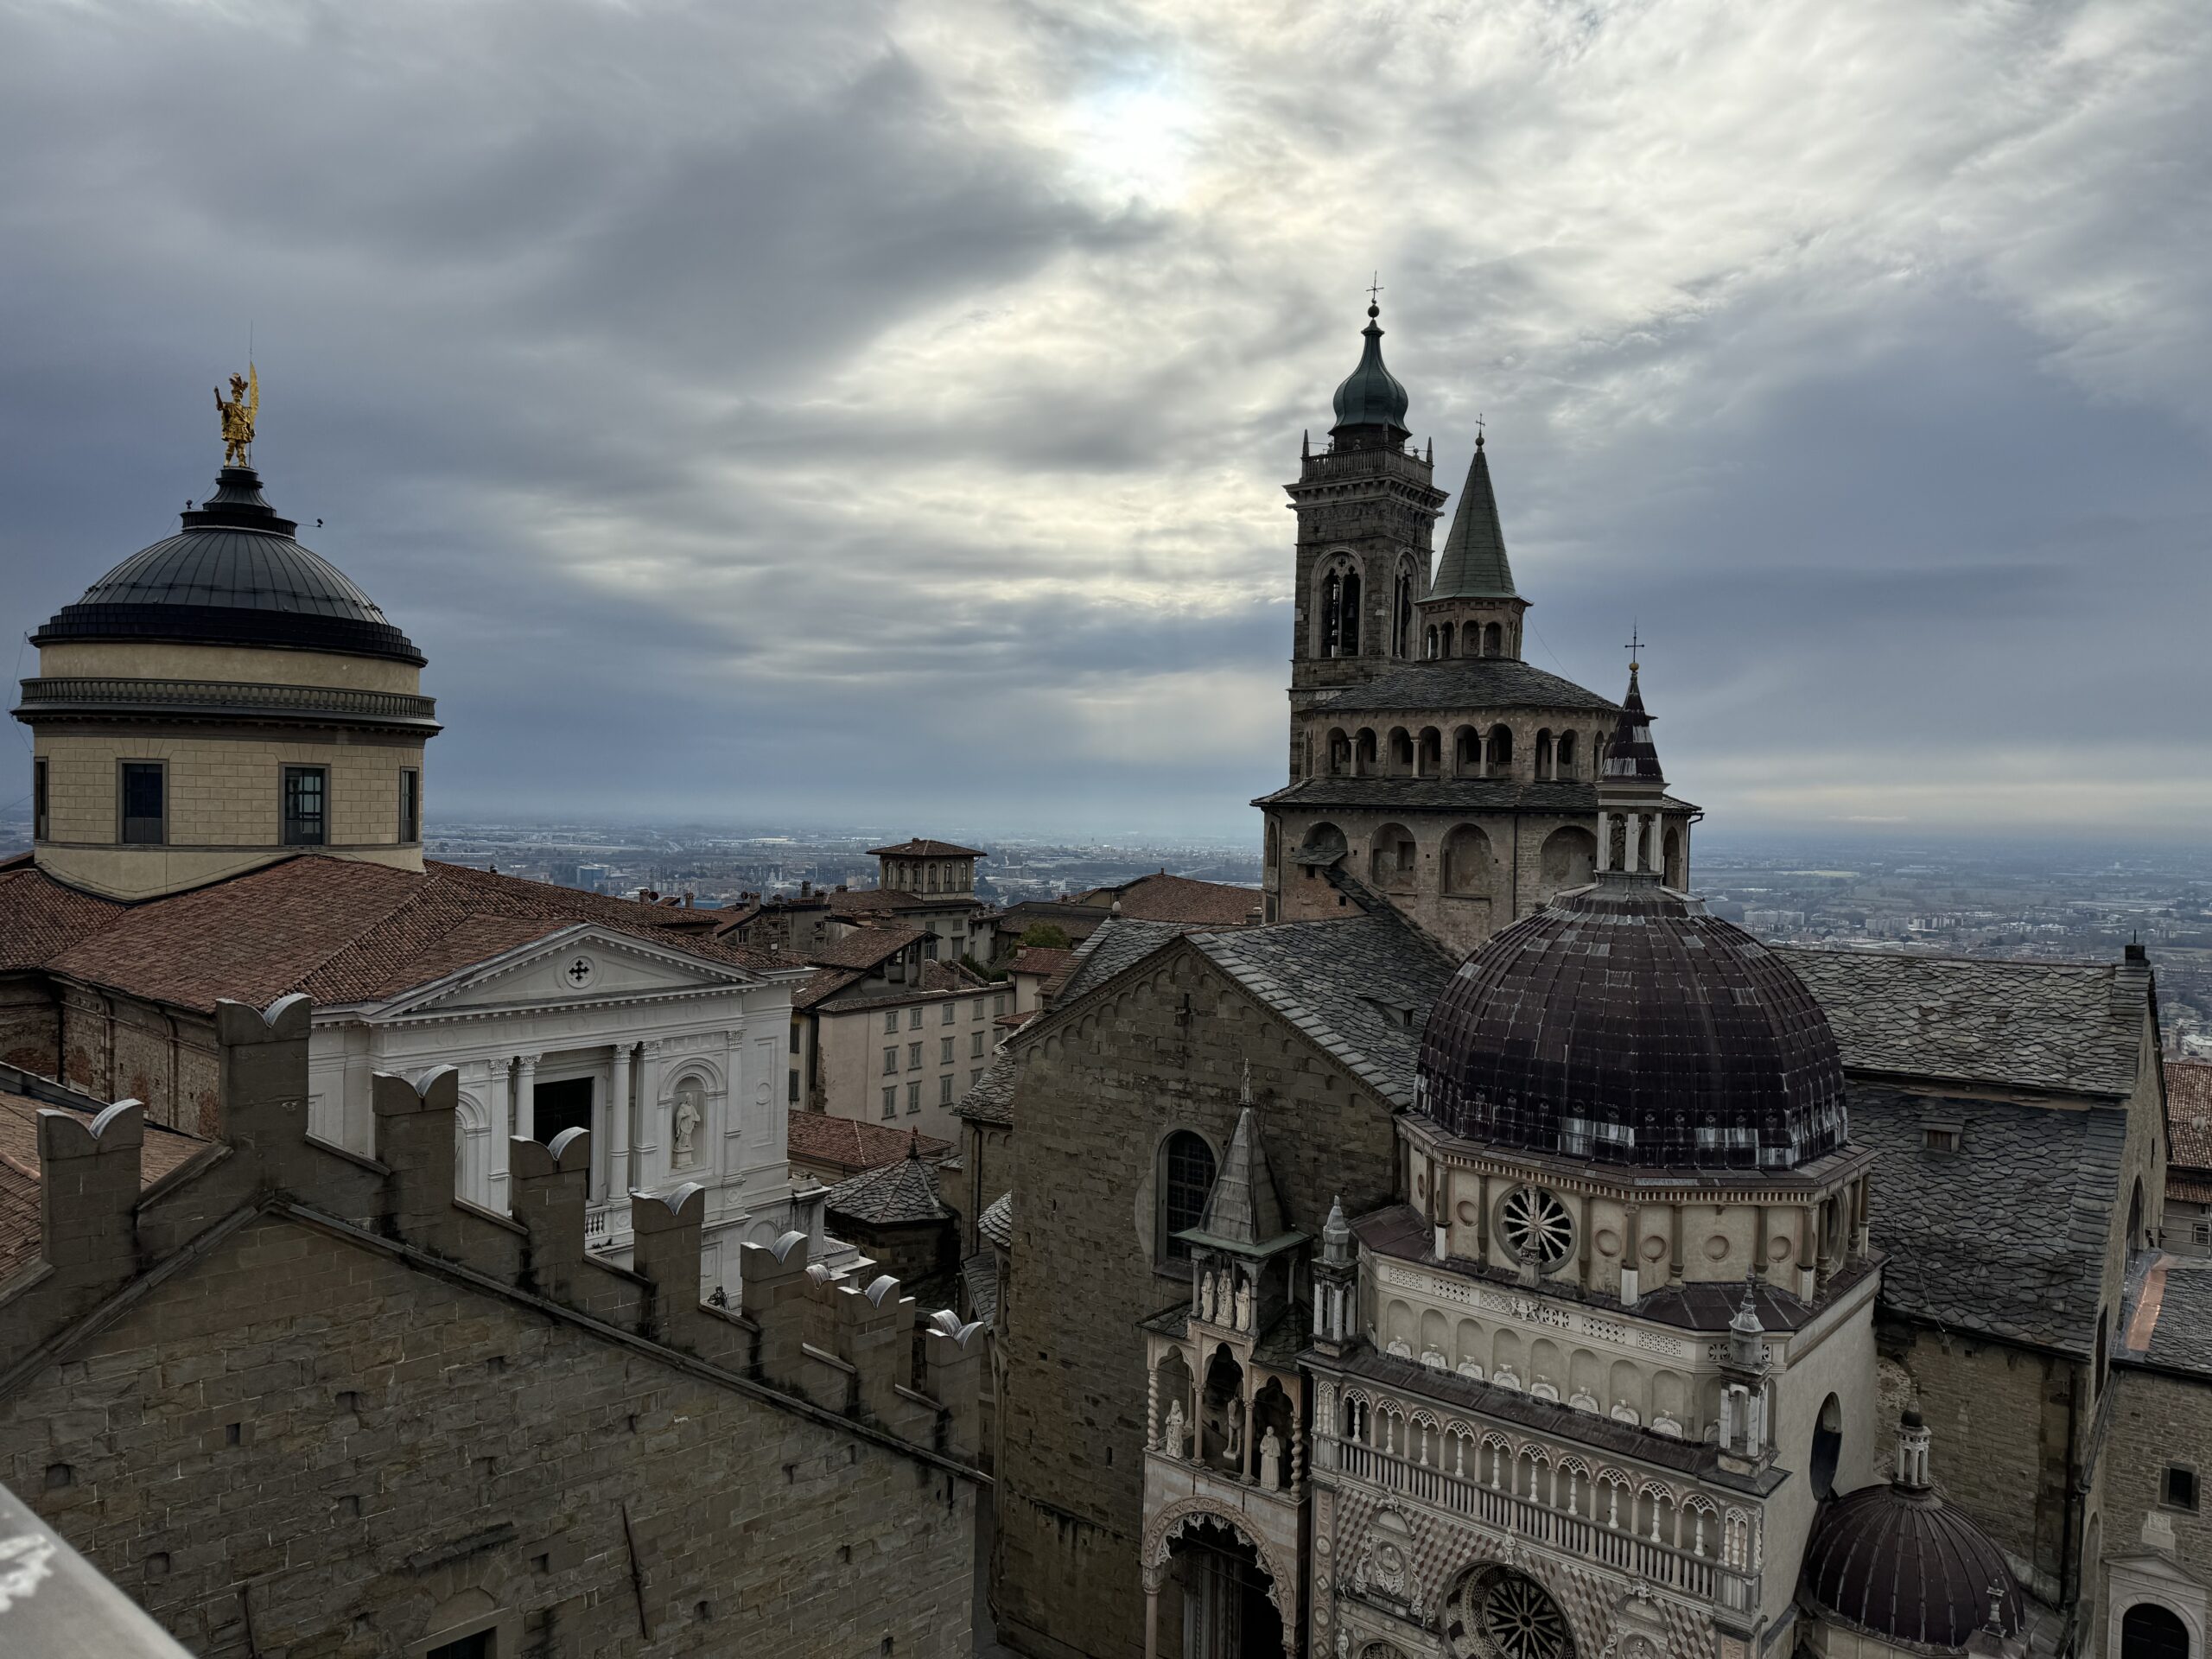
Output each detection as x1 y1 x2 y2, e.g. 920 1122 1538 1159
1445 1568 1573 1659
1497 1186 1574 1269
562 954 597 991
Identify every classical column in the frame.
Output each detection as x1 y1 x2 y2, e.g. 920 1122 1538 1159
635 1040 664 1188
1142 1562 1164 1659
1669 1204 1685 1287
1797 1205 1817 1298
1147 1362 1160 1449
608 1042 633 1197
1595 811 1611 870
514 1052 540 1145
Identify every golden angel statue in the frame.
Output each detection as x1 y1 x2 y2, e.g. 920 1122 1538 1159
215 365 258 466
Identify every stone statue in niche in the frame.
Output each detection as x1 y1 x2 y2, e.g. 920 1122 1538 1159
1225 1397 1245 1463
671 1079 705 1166
1234 1276 1252 1332
1199 1272 1217 1325
1162 1399 1186 1459
1259 1426 1282 1489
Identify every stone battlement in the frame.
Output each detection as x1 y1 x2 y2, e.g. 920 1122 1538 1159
0 992 983 1468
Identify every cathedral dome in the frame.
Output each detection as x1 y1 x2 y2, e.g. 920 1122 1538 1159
1414 874 1847 1170
1330 303 1411 435
1800 1414 2024 1654
35 465 423 664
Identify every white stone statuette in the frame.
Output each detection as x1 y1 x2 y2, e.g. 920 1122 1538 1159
1259 1427 1282 1490
671 1079 703 1166
1162 1399 1186 1459
1235 1276 1252 1333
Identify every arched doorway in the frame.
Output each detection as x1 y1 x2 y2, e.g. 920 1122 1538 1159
1443 1566 1575 1659
1168 1515 1284 1659
2121 1603 2190 1659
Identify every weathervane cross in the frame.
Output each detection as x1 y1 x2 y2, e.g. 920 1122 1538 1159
1625 621 1646 671
1366 272 1383 307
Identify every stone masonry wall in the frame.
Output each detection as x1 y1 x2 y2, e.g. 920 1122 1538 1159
994 942 1403 1659
2099 1366 2212 1594
55 982 219 1135
0 1210 976 1658
1877 1315 2080 1602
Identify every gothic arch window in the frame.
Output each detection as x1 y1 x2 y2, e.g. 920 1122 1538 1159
1159 1130 1217 1263
1392 562 1417 658
1319 559 1363 658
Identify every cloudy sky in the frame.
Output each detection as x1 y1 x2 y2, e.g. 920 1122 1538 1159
3 0 2208 844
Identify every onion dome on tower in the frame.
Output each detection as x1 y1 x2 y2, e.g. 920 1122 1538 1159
1330 301 1412 445
1799 1412 2027 1656
1414 665 1847 1171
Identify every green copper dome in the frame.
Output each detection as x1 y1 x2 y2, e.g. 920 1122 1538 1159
1331 304 1411 435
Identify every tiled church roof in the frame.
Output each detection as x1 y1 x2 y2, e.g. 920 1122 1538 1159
1254 776 1700 817
1311 657 1618 715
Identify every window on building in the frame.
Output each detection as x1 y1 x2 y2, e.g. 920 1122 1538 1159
970 1069 983 1086
426 1632 494 1659
531 1077 593 1147
398 767 421 843
971 1031 985 1058
1159 1130 1216 1263
787 1070 798 1103
993 993 1008 1016
882 1010 898 1034
972 997 986 1020
881 1086 897 1120
908 1007 923 1030
882 1047 898 1076
2196 1223 2211 1248
941 1001 955 1025
940 1036 954 1065
907 1042 921 1071
1923 1125 1961 1154
906 1081 920 1114
282 765 328 846
119 761 165 845
33 758 48 841
939 1075 954 1105
2164 1464 2200 1513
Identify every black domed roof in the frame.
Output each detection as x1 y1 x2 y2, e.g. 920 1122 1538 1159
1802 1427 2024 1653
1415 873 1847 1170
35 466 423 664
1331 305 1411 436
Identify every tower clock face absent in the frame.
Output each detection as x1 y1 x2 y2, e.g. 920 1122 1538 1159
1497 1185 1575 1268
1445 1567 1574 1659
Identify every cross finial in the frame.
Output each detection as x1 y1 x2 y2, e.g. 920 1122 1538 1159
1624 620 1644 672
1474 410 1485 450
1366 272 1383 306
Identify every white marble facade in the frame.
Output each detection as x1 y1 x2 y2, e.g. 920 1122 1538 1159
303 922 825 1298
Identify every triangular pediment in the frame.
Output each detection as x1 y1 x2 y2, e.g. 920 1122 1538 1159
372 924 761 1017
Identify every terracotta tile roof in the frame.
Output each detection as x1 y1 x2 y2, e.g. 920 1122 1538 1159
786 1110 950 1179
793 967 862 1011
1010 946 1078 984
802 927 926 971
2170 1178 2212 1206
0 1090 207 1278
2169 1061 2212 1170
26 857 785 1014
1086 873 1262 929
867 839 985 859
0 861 127 971
825 1143 949 1225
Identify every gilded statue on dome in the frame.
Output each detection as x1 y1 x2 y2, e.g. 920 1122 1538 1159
215 365 258 466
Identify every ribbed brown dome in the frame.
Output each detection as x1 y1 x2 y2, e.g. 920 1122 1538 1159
1414 873 1847 1169
1802 1473 2023 1650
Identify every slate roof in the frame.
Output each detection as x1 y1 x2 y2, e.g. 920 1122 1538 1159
1427 439 1516 601
979 1192 1013 1249
0 1089 208 1278
2168 1062 2212 1170
954 1053 1020 1127
14 857 788 1015
824 1144 949 1226
867 839 985 859
1253 776 1700 817
961 1251 1000 1325
1192 1108 1291 1249
1781 948 2146 1099
1310 658 1618 716
2129 1260 2212 1379
785 1111 950 1179
1848 1084 2125 1355
1051 918 1198 1006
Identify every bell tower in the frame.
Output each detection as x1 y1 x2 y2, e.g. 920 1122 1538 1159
1283 299 1446 776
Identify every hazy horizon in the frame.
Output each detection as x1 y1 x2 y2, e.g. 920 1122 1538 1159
4 1 2208 842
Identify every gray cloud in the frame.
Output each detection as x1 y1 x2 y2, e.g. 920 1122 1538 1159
2 0 2208 842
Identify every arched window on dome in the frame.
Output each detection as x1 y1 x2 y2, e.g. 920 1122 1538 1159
1485 724 1515 770
1158 1130 1217 1265
1534 729 1554 779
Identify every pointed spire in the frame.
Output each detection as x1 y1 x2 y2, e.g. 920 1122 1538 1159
1196 1106 1288 1248
1427 436 1517 601
1601 658 1666 786
1321 1194 1353 1265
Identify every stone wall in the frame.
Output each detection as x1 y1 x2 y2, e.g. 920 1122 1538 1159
0 1211 976 1658
0 992 986 1659
1875 1316 2080 1602
0 973 59 1077
55 982 220 1135
993 943 1403 1658
2101 1366 2212 1583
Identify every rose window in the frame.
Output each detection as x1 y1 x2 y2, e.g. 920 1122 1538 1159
1498 1185 1573 1268
1446 1568 1573 1659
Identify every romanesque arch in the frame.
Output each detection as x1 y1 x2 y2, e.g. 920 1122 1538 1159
1540 826 1596 891
1370 823 1419 892
1443 824 1497 901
